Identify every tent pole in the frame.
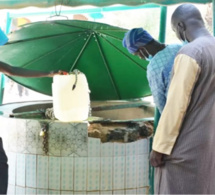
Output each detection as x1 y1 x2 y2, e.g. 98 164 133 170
159 6 167 43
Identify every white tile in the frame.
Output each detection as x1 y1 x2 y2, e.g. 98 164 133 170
27 120 46 155
113 156 125 190
26 120 40 154
137 155 149 188
8 119 17 152
126 156 137 189
61 157 74 191
49 156 61 190
114 143 125 157
72 123 88 157
87 191 100 194
49 190 60 194
37 189 48 194
16 119 27 153
113 190 125 194
61 191 74 194
59 122 88 157
88 138 101 157
126 141 137 156
16 186 25 194
7 152 16 185
37 131 46 155
74 191 86 194
26 188 36 194
137 139 149 155
31 120 47 155
137 154 144 188
137 187 149 194
61 191 74 195
37 155 49 189
74 157 87 191
16 153 26 187
87 157 100 191
101 157 113 191
143 139 149 154
101 143 113 157
26 154 37 188
126 189 137 194
142 154 149 187
7 185 15 195
100 191 112 194
48 122 62 156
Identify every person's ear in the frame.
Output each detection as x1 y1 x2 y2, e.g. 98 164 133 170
177 22 186 41
178 22 186 31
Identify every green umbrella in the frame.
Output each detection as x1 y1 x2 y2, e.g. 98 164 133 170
0 20 151 100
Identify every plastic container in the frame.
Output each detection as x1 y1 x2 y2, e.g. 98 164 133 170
52 73 90 122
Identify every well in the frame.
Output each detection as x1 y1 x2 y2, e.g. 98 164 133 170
0 100 154 195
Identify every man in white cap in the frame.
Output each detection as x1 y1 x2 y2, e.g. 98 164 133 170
123 28 182 113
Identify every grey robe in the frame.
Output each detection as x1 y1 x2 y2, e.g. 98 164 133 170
155 35 215 194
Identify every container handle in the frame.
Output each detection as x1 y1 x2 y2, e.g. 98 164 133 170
72 69 80 90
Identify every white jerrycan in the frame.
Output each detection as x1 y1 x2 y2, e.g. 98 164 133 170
52 70 90 122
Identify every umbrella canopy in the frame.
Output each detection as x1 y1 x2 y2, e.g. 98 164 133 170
0 20 150 100
0 0 211 8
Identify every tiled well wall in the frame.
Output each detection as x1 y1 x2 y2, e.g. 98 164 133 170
0 117 150 194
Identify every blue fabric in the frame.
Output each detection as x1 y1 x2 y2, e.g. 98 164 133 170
147 44 182 113
123 28 154 54
0 28 8 46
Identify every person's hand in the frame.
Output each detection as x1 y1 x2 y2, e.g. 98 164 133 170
58 70 68 75
150 150 164 167
49 70 68 77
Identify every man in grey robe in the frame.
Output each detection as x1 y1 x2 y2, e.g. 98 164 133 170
150 4 215 194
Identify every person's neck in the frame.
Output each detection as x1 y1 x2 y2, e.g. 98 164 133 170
188 27 211 42
149 43 166 56
155 44 165 56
